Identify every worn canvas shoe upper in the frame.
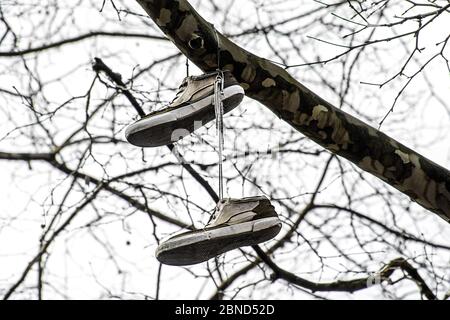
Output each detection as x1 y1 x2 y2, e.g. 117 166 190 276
156 196 282 266
208 196 279 228
125 71 244 147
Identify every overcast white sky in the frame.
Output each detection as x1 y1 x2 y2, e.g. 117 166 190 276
0 0 449 299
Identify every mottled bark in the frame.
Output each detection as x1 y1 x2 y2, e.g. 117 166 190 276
135 0 450 223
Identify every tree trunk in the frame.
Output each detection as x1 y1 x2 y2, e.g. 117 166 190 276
135 0 450 223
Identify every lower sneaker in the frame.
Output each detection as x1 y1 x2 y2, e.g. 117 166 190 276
125 71 245 147
156 196 282 266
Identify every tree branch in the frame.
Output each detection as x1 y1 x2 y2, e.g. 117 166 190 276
252 246 437 299
0 31 167 57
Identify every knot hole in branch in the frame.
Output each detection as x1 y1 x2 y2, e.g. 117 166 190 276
188 34 204 50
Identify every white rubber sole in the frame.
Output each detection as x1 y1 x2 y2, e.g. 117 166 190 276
125 85 244 140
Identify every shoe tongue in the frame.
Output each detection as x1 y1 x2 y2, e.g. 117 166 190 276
177 79 188 92
171 78 189 103
212 200 225 217
181 76 189 85
206 199 227 224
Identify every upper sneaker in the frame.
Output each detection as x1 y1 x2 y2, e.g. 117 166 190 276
156 196 282 266
125 71 245 147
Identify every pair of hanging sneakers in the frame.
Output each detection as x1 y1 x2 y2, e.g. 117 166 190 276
125 71 282 266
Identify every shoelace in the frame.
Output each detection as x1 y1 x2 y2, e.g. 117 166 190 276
213 71 225 201
212 24 226 202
